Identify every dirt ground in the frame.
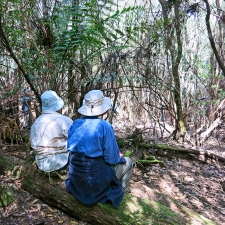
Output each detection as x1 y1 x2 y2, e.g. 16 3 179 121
130 143 225 225
0 137 225 225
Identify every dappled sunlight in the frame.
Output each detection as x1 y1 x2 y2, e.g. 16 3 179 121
122 195 187 224
130 175 218 224
158 178 174 195
125 196 144 214
130 150 223 224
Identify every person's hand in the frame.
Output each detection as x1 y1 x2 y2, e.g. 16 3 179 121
119 151 123 157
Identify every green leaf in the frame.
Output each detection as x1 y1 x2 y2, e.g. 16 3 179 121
0 186 15 207
115 29 125 36
119 76 123 88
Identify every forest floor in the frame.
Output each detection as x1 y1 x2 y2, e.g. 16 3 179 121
130 139 225 225
0 131 225 225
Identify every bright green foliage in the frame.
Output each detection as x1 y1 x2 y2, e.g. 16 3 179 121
0 0 145 93
124 150 132 157
0 185 15 207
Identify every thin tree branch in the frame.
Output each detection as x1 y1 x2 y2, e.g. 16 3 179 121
0 15 41 103
203 0 225 76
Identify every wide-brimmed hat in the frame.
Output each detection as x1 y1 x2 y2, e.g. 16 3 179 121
78 90 111 116
41 90 64 112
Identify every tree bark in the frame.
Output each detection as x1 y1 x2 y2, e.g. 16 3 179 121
159 0 186 140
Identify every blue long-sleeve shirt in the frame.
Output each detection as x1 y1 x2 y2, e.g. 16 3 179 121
67 116 121 165
66 116 124 208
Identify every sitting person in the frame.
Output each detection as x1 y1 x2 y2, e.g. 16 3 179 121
65 90 132 208
30 90 73 173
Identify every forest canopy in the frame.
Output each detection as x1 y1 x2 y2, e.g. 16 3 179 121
0 0 225 144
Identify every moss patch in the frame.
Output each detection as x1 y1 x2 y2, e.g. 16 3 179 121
124 150 132 157
99 194 187 225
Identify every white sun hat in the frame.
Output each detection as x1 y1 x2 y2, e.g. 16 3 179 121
41 90 64 112
78 90 111 116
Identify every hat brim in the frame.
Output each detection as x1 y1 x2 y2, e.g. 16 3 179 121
78 97 111 116
42 97 64 111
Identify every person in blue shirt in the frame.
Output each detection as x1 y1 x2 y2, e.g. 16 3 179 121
65 90 132 208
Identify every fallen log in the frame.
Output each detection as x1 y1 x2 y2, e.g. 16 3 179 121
0 153 219 225
199 117 223 144
138 143 225 163
20 161 188 225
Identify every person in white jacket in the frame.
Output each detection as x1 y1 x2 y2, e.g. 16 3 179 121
30 90 73 172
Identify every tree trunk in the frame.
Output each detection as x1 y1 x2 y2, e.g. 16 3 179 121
159 0 186 140
203 0 225 76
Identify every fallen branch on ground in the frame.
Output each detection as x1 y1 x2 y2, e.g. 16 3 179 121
138 143 225 163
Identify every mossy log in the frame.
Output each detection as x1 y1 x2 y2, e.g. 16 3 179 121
137 159 163 166
0 155 218 225
20 162 188 225
138 143 225 163
118 136 225 163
